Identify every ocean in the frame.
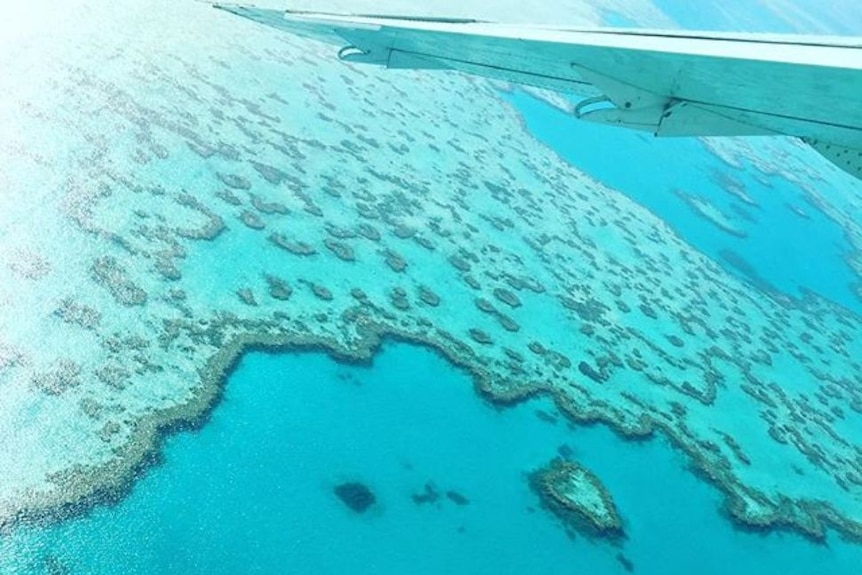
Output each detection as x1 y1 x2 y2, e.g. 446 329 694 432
1 1 862 574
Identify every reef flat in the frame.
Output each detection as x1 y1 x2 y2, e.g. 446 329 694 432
1 0 862 548
672 189 747 239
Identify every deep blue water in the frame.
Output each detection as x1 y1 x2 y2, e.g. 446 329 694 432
4 343 861 574
507 90 861 313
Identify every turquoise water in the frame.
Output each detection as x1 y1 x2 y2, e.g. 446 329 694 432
3 342 860 574
507 90 862 313
651 0 794 32
3 1 862 573
653 0 862 34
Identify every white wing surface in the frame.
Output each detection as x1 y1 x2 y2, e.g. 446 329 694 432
214 5 862 180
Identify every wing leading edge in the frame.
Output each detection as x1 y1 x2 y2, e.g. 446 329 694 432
214 5 862 181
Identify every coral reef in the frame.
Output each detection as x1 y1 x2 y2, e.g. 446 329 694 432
1 0 861 550
334 481 376 514
530 458 624 540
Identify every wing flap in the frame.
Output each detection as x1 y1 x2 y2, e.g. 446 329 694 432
806 139 862 180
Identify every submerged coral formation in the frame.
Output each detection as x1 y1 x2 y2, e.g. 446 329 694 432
530 458 623 540
334 481 377 514
0 0 861 550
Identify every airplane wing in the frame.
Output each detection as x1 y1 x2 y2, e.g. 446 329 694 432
213 5 862 180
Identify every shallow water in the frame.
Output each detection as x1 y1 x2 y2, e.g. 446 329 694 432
3 343 861 575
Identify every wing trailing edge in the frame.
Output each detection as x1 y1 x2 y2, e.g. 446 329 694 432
214 4 862 181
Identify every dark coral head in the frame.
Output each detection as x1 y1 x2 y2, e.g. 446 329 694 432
334 481 377 513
